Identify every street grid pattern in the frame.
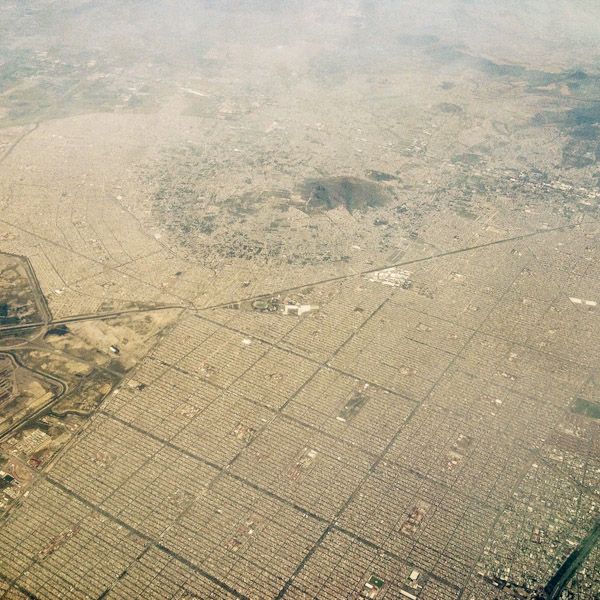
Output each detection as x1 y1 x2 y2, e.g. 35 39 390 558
2 224 600 599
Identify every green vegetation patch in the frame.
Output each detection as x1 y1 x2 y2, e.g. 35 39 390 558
368 575 384 589
339 390 368 421
572 398 600 420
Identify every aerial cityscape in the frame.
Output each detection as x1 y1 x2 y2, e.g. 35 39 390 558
1 1 600 599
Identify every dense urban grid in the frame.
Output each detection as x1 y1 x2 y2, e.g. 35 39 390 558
1 1 600 599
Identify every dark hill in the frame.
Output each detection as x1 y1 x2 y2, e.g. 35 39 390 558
301 176 389 213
